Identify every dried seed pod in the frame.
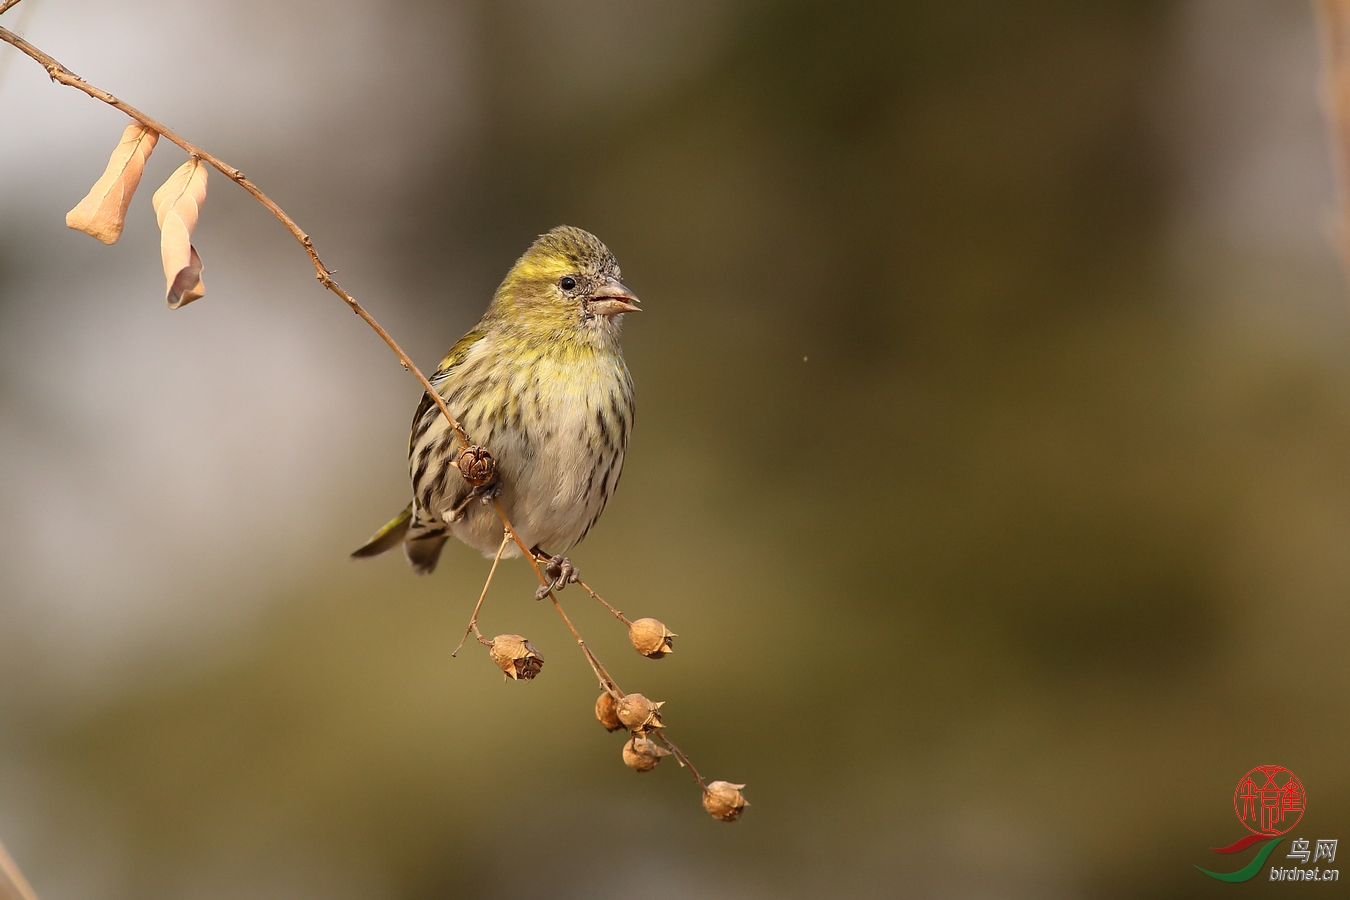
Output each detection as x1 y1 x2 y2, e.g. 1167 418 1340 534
456 445 496 487
622 735 670 772
616 692 664 732
595 691 624 732
702 781 750 822
488 634 543 681
628 617 676 658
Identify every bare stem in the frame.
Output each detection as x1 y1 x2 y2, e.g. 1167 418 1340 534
0 25 470 451
656 733 707 790
452 529 510 657
549 592 621 693
487 499 624 693
0 0 27 17
577 579 632 625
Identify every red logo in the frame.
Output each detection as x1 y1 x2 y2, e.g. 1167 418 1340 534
1233 765 1305 836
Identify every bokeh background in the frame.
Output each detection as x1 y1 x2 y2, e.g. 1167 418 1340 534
1 0 1348 896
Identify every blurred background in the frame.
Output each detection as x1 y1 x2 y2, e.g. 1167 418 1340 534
1 0 1348 896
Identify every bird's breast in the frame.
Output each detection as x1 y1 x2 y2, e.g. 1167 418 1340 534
485 348 633 551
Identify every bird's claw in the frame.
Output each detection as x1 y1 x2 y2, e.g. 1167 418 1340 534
446 479 501 522
476 479 502 505
534 554 579 600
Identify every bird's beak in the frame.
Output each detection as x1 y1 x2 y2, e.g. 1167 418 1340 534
588 278 641 316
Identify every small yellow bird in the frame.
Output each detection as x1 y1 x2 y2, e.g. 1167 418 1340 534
352 226 640 591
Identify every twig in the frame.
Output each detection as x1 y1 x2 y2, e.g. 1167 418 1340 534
548 592 621 693
490 512 712 792
0 1 27 17
0 24 471 452
0 838 38 900
452 530 510 656
488 499 621 693
656 733 707 790
577 579 632 625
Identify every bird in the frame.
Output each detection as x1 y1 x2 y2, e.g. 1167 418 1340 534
352 226 640 593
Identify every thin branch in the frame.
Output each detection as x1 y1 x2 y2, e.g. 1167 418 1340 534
577 579 632 625
0 838 38 900
656 733 707 790
488 499 621 693
452 529 510 656
548 592 621 693
0 25 470 452
0 1 27 17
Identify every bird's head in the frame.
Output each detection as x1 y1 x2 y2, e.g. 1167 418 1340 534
486 226 640 344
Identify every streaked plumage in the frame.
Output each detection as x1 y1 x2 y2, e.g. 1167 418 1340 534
353 226 639 574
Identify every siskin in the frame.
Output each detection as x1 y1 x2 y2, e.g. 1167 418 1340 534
352 226 640 590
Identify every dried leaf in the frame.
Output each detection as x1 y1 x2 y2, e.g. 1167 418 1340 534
151 159 208 309
65 122 159 244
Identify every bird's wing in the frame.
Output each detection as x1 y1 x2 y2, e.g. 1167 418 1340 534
408 329 486 455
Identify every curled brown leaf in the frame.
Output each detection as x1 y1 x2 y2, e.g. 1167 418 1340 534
151 158 208 309
65 122 158 244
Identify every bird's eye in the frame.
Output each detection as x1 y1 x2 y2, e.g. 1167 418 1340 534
559 276 577 292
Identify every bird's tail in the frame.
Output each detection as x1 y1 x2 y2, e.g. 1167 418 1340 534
350 502 449 575
351 503 413 559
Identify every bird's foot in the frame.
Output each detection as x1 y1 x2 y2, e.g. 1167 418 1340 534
534 552 579 600
447 479 501 522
